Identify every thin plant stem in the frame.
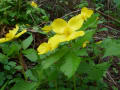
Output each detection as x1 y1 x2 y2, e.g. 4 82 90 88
18 51 27 81
55 80 58 90
73 75 76 90
0 80 9 90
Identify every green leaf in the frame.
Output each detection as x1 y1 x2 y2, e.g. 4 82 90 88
73 48 88 56
60 52 81 78
0 53 8 64
8 61 16 67
74 30 95 47
78 60 110 81
31 67 45 81
0 6 11 12
0 42 21 56
102 39 120 57
25 70 37 81
82 30 95 41
42 47 69 69
22 35 33 50
11 80 37 90
4 65 11 70
22 49 38 62
78 59 94 74
98 28 108 32
15 66 22 70
0 72 5 86
80 14 99 30
87 62 110 80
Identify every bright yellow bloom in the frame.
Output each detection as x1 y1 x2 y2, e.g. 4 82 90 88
80 7 93 20
37 35 61 54
42 25 52 32
0 25 27 43
37 35 63 54
51 16 84 34
51 17 85 42
37 7 94 55
82 40 89 48
31 1 38 8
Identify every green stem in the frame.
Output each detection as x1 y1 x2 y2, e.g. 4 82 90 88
55 80 58 90
0 81 9 90
73 75 76 90
17 0 21 13
18 52 27 81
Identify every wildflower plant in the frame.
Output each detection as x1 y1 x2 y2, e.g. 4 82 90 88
0 3 118 89
37 7 100 78
37 7 93 55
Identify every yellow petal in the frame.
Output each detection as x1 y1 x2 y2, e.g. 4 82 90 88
37 42 51 55
81 7 94 20
68 15 84 31
67 31 85 41
5 33 14 38
48 34 66 50
15 29 27 38
48 36 59 50
51 18 68 34
82 40 89 48
87 9 93 18
31 1 38 8
5 25 19 38
42 25 52 32
0 38 13 43
63 26 74 37
10 24 19 35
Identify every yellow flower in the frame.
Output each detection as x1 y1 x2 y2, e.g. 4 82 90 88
42 25 52 32
37 7 94 55
31 1 38 8
51 16 85 42
80 7 94 20
82 40 89 48
37 35 62 55
0 25 27 43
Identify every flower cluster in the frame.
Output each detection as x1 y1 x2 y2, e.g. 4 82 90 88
0 25 27 43
37 7 93 55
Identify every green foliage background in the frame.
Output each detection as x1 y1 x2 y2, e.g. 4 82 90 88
0 0 120 90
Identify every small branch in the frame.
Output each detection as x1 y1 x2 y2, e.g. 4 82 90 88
103 24 120 33
60 8 120 24
61 9 81 18
30 14 36 24
94 9 120 24
107 71 118 86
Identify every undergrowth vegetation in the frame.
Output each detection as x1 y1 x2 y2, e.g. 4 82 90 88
0 0 120 90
